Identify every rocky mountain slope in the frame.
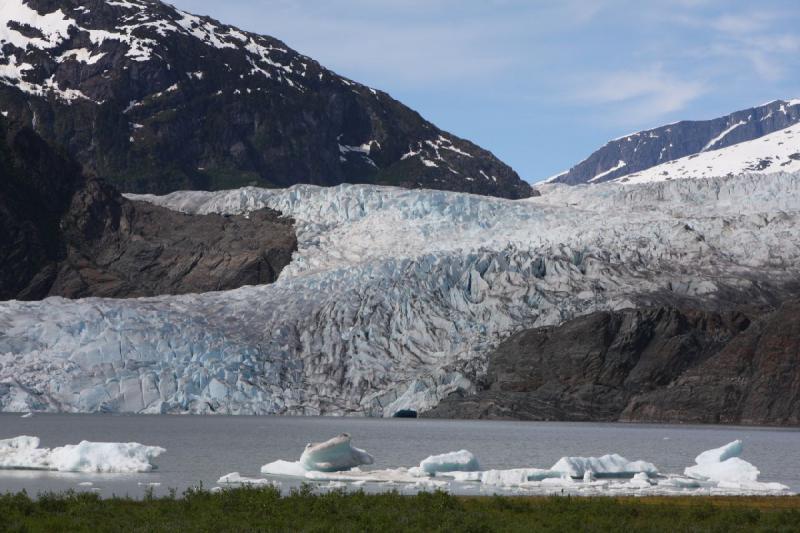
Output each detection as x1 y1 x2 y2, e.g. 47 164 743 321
0 0 531 198
0 118 297 300
425 301 800 426
549 99 800 185
1 172 799 416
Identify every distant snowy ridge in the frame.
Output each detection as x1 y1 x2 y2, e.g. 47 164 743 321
2 173 800 415
551 99 800 185
613 125 800 184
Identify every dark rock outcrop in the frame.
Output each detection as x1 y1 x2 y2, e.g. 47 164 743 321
551 99 800 184
425 302 800 425
0 119 297 300
0 0 532 199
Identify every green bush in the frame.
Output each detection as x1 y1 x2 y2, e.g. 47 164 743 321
0 487 798 532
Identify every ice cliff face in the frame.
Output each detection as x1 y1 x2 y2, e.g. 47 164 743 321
2 172 800 415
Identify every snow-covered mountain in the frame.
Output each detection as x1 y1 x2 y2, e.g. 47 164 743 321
0 0 531 198
613 125 800 184
2 172 800 415
549 99 800 185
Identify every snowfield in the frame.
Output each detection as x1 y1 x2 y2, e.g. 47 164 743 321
2 172 800 415
615 125 800 184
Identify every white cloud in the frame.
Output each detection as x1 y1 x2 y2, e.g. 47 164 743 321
569 66 708 124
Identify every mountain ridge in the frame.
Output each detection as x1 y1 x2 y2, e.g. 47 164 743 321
550 99 800 185
0 0 532 198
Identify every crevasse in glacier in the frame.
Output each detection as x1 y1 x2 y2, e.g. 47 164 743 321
1 172 800 415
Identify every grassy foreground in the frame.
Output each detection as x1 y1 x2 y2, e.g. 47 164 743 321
0 486 799 532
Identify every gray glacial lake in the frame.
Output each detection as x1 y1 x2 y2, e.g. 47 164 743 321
1 414 798 497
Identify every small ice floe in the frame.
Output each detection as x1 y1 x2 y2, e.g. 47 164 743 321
20 413 33 419
299 433 374 472
78 482 93 487
0 436 165 473
550 453 658 478
217 472 278 486
137 482 162 487
411 450 479 476
684 440 788 491
262 433 373 477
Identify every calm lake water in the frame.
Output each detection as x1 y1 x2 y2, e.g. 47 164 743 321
1 414 798 497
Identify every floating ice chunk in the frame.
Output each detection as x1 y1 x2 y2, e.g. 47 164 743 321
717 480 790 492
299 434 373 472
260 459 308 478
694 440 743 464
20 413 33 419
480 468 562 487
416 450 479 476
550 453 658 478
685 457 759 483
684 440 762 483
0 435 164 473
218 472 277 486
658 476 703 489
624 472 655 489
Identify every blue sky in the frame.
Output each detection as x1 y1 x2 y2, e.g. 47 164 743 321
171 0 800 183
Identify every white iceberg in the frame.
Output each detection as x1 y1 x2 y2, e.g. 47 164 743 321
550 453 658 478
694 440 744 465
0 435 165 473
684 440 758 483
414 450 479 476
260 459 309 478
476 468 563 487
299 433 374 472
217 472 277 486
261 434 374 478
683 440 789 491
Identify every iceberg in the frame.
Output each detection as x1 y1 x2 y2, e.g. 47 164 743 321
415 450 479 476
683 440 789 491
694 440 744 465
253 437 790 495
475 468 563 487
0 435 165 473
217 472 277 486
261 434 374 478
550 453 658 478
299 434 374 472
260 459 310 478
684 440 758 483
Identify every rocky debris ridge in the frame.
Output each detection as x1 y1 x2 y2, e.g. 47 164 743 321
550 99 800 185
1 172 800 416
425 301 800 426
0 119 297 300
0 0 531 199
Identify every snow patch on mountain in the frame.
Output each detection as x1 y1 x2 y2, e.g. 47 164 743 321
615 126 800 184
0 0 312 102
2 173 800 415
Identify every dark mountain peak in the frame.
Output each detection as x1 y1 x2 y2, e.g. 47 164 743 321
0 0 533 198
550 99 800 185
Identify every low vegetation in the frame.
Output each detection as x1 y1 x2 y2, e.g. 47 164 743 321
1 486 799 532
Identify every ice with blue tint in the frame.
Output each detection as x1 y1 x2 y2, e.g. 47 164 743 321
3 173 800 416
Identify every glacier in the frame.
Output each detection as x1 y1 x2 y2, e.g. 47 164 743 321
2 172 800 415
